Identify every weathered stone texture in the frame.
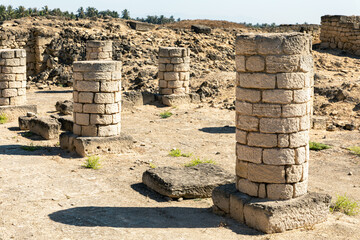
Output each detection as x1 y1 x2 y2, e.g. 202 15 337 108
86 40 112 61
235 33 313 200
158 47 190 95
0 49 27 106
73 61 121 137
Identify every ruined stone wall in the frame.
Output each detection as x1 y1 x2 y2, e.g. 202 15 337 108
320 15 360 54
86 40 112 61
158 47 190 95
235 33 313 200
72 61 122 137
0 49 27 106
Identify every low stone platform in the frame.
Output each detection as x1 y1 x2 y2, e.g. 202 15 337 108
0 105 37 121
142 164 234 199
161 93 200 106
60 132 134 157
212 183 331 233
29 117 60 140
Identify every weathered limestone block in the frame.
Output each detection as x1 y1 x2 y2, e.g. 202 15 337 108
142 164 235 198
86 40 112 61
29 117 60 140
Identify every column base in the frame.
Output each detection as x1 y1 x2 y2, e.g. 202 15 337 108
0 105 37 121
212 183 331 233
60 132 134 157
161 93 200 106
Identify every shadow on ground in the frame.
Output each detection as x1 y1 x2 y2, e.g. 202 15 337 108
199 126 235 134
35 90 73 94
130 183 168 203
48 206 262 235
0 144 80 158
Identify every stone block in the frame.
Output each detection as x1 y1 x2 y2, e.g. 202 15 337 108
236 87 261 103
230 192 251 223
235 160 248 178
83 72 112 81
143 164 235 198
105 103 119 114
236 115 259 131
282 33 310 55
295 147 306 164
294 180 308 197
266 184 293 200
235 128 247 144
94 92 115 104
257 34 283 55
212 184 238 214
246 56 265 72
161 94 191 106
191 25 212 34
236 144 262 164
260 118 299 133
127 20 156 31
243 192 331 233
238 73 276 89
247 132 277 148
252 104 281 117
75 113 90 125
289 131 309 148
18 115 35 130
73 61 118 72
277 73 306 89
78 92 94 103
266 55 300 73
82 125 98 137
293 88 311 103
262 89 293 104
98 124 119 137
237 178 259 197
29 117 60 140
282 103 306 117
278 134 290 147
235 55 246 72
74 81 100 92
263 148 295 165
83 104 105 114
235 101 253 115
247 163 286 183
285 165 303 183
236 34 257 55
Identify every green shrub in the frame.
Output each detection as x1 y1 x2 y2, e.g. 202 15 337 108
184 158 216 167
21 143 40 151
0 114 8 124
83 155 101 169
330 194 359 216
159 110 172 119
347 146 360 156
169 149 192 157
309 141 331 151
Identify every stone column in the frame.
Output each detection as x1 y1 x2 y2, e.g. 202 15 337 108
72 61 121 137
158 47 190 95
0 49 27 106
86 40 113 61
235 33 313 200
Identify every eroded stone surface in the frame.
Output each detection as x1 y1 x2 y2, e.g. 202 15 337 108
29 117 60 140
143 164 235 198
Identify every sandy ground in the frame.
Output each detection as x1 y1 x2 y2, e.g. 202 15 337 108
0 87 359 240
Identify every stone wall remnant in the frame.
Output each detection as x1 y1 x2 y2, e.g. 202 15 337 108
86 40 113 61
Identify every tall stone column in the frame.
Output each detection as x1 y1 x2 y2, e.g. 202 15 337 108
0 49 27 106
72 61 121 137
158 47 190 95
235 33 313 200
86 40 113 61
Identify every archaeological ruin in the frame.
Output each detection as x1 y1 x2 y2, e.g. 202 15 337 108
212 32 331 233
86 40 113 61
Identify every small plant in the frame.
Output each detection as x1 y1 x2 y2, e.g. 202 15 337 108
169 149 192 157
159 110 172 119
309 141 331 151
347 146 360 156
149 163 156 169
330 194 359 216
184 158 216 167
21 143 40 151
0 114 8 124
83 155 101 169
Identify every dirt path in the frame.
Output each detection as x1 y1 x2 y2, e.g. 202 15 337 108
0 88 359 239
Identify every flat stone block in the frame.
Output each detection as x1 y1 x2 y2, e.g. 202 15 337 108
142 164 235 199
212 183 331 234
60 132 134 157
0 105 37 122
161 94 193 106
51 114 74 132
18 115 36 130
29 117 60 140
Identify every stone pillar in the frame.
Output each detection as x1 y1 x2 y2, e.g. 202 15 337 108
0 49 27 106
235 33 313 200
86 41 112 61
158 47 190 95
72 61 121 137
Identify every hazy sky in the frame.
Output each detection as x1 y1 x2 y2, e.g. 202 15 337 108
2 0 360 24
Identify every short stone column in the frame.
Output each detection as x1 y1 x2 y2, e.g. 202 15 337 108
235 33 313 200
0 49 27 106
86 40 113 61
158 47 190 95
72 61 121 137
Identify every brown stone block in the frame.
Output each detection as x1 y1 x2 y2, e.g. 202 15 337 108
247 163 286 183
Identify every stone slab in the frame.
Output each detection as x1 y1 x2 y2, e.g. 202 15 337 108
0 105 37 122
29 117 61 140
161 93 200 106
142 164 235 198
18 115 36 130
127 20 156 31
60 132 134 157
212 184 331 233
50 114 73 132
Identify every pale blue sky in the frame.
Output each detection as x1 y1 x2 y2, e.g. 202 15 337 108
2 0 360 24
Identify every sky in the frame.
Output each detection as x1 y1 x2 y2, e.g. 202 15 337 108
1 0 360 25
